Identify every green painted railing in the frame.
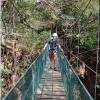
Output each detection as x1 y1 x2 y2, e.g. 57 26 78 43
3 44 93 100
57 45 93 100
3 44 49 100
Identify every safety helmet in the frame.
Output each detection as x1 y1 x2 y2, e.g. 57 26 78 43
52 33 57 37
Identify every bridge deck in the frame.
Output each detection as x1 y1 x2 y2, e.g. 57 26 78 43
35 57 66 100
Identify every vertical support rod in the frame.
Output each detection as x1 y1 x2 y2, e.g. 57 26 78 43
0 0 3 99
0 0 2 63
70 27 73 59
77 20 80 67
12 0 15 34
94 0 100 99
11 1 17 86
0 0 2 100
11 40 17 86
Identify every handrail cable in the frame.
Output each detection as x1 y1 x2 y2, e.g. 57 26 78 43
65 48 100 76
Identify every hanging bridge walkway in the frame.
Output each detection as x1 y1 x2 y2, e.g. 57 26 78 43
3 44 93 100
35 53 66 100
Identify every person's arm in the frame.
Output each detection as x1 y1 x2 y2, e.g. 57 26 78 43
48 41 50 44
48 38 51 44
48 39 51 50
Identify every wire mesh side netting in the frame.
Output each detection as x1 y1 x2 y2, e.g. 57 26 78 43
57 46 93 100
3 44 49 100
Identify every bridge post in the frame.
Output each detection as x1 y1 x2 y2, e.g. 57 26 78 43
0 0 4 99
94 0 100 99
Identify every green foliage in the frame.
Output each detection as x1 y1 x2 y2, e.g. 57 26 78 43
1 0 99 97
35 31 49 49
1 68 11 78
77 32 97 49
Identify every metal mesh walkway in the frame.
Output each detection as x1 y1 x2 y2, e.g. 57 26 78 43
35 56 66 100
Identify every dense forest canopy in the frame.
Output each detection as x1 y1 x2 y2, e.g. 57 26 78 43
1 0 99 98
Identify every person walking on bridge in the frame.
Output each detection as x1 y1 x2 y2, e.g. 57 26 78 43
48 33 58 70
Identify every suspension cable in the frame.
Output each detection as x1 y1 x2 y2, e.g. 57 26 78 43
74 0 92 25
81 0 98 29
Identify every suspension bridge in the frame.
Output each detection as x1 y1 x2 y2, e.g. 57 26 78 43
3 44 94 100
0 0 99 100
